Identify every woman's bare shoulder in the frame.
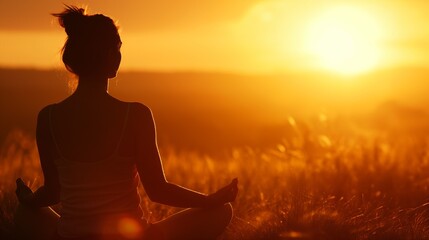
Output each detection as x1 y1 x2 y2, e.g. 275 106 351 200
35 104 58 138
127 102 154 125
37 104 56 122
129 102 152 115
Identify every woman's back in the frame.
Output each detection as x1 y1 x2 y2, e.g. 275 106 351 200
50 95 132 161
47 97 143 237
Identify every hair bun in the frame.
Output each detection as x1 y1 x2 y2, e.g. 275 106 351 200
53 5 87 37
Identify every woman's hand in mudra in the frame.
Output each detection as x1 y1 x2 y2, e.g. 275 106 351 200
206 178 238 208
15 178 35 205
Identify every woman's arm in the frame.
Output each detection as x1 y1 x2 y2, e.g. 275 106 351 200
16 106 61 207
133 103 237 208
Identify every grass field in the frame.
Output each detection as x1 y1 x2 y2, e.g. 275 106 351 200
1 115 429 240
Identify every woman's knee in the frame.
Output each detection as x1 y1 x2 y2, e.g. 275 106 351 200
212 203 233 229
220 203 233 223
14 204 59 240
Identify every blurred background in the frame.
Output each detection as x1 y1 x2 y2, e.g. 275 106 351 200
1 0 429 155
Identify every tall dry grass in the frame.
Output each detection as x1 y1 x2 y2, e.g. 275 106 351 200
1 115 429 240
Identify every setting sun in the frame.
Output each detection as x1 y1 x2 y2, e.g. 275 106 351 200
304 6 382 75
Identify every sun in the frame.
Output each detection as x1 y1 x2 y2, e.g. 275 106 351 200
304 6 381 75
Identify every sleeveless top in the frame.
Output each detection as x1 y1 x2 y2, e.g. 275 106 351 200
49 103 144 238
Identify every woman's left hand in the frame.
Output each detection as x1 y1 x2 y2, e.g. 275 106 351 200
206 178 238 208
15 178 35 205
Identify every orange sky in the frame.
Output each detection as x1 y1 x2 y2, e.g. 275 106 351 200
1 0 429 74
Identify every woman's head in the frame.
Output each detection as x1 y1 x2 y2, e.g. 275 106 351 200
54 6 121 78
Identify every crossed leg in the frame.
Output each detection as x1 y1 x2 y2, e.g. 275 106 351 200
150 203 233 240
13 203 233 240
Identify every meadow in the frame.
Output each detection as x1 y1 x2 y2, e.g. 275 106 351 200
2 68 429 239
1 112 429 240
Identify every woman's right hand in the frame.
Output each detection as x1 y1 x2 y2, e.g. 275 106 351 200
206 178 238 208
15 178 35 205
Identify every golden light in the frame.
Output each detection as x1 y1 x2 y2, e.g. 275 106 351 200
304 6 382 75
117 217 142 239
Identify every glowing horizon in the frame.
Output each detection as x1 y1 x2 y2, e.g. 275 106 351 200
1 1 429 75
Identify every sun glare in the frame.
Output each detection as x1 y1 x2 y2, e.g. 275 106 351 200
305 6 382 75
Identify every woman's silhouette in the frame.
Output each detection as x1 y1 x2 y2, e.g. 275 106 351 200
14 6 238 240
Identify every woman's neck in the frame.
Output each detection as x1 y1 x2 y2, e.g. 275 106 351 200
75 75 110 96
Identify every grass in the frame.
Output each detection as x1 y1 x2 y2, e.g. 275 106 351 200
1 115 429 240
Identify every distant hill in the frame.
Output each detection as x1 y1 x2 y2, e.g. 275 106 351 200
0 68 286 154
2 67 429 154
0 68 70 142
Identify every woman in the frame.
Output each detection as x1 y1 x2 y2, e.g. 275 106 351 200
15 6 238 240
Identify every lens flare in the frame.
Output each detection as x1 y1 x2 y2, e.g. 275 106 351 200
117 217 142 239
